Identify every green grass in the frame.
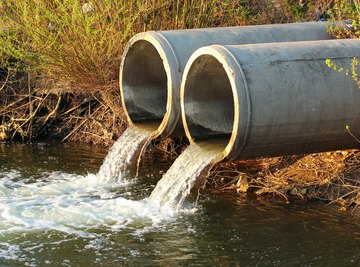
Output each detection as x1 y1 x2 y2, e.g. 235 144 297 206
0 0 326 94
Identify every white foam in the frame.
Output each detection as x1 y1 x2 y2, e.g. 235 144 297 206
0 126 155 236
0 128 221 239
0 243 20 261
0 169 178 238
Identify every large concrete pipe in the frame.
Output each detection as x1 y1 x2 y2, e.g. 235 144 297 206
120 22 335 138
181 39 360 161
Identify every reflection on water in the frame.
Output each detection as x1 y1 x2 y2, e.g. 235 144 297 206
0 142 107 176
0 143 359 266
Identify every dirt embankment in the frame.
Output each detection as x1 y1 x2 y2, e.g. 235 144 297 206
0 71 125 146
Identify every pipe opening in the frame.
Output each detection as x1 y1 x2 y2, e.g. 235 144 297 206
121 40 168 131
183 55 234 145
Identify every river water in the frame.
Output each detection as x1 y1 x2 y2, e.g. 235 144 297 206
0 142 359 266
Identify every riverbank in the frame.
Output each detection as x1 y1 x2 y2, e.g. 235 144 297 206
1 74 360 210
0 77 126 146
1 1 358 146
1 1 359 210
207 149 360 211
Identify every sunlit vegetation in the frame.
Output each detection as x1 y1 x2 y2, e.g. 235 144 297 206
0 0 332 143
0 0 346 95
326 0 359 89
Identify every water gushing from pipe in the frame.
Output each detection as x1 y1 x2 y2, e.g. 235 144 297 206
98 125 152 182
148 141 225 211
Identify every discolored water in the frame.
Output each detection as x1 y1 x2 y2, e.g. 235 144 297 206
0 142 359 266
148 142 223 211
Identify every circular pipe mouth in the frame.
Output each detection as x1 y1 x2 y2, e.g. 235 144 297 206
181 46 249 160
120 33 175 136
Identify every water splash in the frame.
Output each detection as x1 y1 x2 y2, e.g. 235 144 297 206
0 171 174 237
147 142 223 211
0 125 152 203
0 125 156 235
0 126 224 237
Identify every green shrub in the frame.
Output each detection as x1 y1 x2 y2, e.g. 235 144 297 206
1 0 142 92
327 0 359 38
0 0 324 94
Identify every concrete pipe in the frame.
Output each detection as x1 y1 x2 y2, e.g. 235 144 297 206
120 22 335 138
181 39 360 161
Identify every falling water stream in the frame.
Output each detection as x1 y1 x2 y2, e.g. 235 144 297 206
148 141 224 210
0 128 224 236
0 133 359 265
97 125 152 183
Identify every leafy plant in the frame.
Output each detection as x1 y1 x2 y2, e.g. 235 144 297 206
325 0 359 89
326 57 360 88
327 0 360 38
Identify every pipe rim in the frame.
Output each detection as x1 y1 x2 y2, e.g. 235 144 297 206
181 45 251 161
119 32 180 138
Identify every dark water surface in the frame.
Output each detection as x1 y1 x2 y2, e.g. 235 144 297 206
0 143 359 266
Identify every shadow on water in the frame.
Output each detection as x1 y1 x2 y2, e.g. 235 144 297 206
190 194 360 266
0 142 108 176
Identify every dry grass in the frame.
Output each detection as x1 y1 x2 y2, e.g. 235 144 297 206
207 150 360 210
0 73 126 145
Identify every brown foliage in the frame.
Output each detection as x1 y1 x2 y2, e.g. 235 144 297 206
208 150 360 210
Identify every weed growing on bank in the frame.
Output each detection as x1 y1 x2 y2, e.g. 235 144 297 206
1 0 137 92
326 0 359 89
0 0 327 94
